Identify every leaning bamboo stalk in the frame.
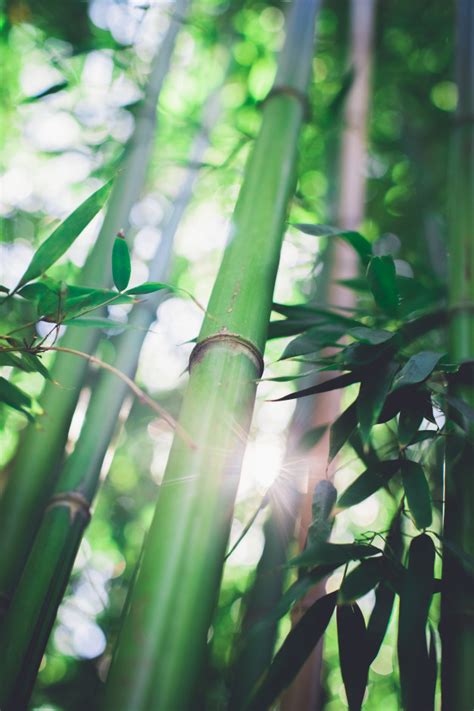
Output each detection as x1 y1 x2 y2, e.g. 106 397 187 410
0 99 216 709
101 3 318 709
230 3 376 708
0 0 189 615
441 2 474 709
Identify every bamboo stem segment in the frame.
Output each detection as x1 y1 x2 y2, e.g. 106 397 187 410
441 2 474 709
102 2 318 708
0 0 189 612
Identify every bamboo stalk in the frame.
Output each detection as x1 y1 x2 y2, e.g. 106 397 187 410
441 2 474 709
0 101 218 709
230 3 376 708
102 3 318 708
0 1 189 615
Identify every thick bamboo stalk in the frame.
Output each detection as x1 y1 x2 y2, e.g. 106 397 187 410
0 1 189 615
441 2 474 709
102 3 318 709
0 102 214 709
230 3 376 708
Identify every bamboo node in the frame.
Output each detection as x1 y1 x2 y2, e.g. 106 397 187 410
46 491 91 523
189 333 264 376
261 85 311 119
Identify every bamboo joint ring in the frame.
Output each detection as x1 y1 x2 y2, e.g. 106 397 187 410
189 333 264 377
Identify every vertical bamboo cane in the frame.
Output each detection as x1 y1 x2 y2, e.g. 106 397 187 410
0 0 189 614
230 2 376 708
102 2 318 709
0 98 217 710
441 2 474 709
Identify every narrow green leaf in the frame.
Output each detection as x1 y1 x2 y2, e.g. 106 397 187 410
349 327 393 345
125 282 172 295
400 460 432 529
112 234 131 291
63 317 128 329
273 372 360 402
307 481 337 547
445 394 474 424
23 81 69 102
398 405 424 447
280 325 346 359
338 460 401 508
292 224 372 264
290 542 381 569
357 360 398 444
329 402 357 462
366 256 399 317
366 509 403 663
17 182 112 288
398 534 435 711
338 559 385 604
299 424 328 451
406 430 437 446
0 377 34 420
20 353 50 380
392 351 444 390
247 592 337 710
337 603 369 711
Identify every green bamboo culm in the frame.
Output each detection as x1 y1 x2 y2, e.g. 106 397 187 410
0 101 216 710
0 0 189 617
102 2 318 708
441 1 474 709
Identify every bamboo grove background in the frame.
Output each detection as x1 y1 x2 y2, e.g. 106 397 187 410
0 0 471 709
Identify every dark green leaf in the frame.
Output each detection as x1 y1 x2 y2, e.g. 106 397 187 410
290 542 381 569
125 282 172 295
0 285 9 293
392 351 444 390
63 317 128 329
446 395 474 424
398 404 424 447
349 327 393 345
273 372 360 402
299 424 328 451
247 592 337 710
20 353 50 380
366 509 403 664
291 224 372 264
366 256 399 317
112 235 131 291
357 360 398 444
400 460 432 529
329 402 357 462
337 603 369 711
23 81 69 102
280 325 346 360
0 377 34 420
307 481 337 547
339 559 385 604
398 534 435 711
17 182 112 288
406 430 437 446
338 460 401 508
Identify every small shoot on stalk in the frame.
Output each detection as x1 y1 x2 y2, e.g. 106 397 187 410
112 230 132 292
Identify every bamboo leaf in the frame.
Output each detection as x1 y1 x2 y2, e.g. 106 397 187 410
338 460 401 508
17 182 112 288
112 234 131 291
63 317 129 329
357 360 398 444
289 542 381 569
338 558 385 604
307 480 337 546
400 460 432 529
247 592 337 710
273 372 361 402
366 509 403 663
280 325 346 359
398 405 424 447
366 256 399 317
329 402 357 462
349 327 393 345
22 81 69 102
291 224 372 263
20 353 50 380
392 351 444 390
337 603 369 711
398 534 435 711
125 282 172 295
0 377 34 420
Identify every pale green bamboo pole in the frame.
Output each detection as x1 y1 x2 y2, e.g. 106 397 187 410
0 0 189 615
0 100 216 710
230 2 376 708
102 3 318 708
441 2 474 709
